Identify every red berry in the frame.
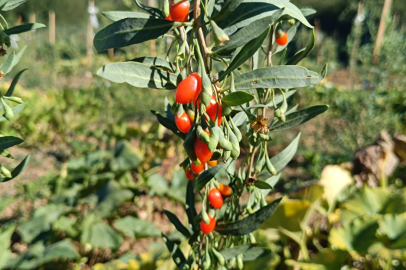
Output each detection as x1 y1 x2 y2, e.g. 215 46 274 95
165 14 172 21
218 183 232 196
208 188 223 209
275 31 288 46
190 162 204 174
195 131 213 164
197 95 222 125
175 112 192 133
175 72 202 104
207 160 217 167
170 0 190 23
200 216 216 234
185 168 194 180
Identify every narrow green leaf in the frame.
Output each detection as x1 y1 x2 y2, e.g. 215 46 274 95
4 23 46 35
220 26 270 81
164 209 192 238
0 154 30 182
94 18 173 51
151 110 186 139
102 11 151 22
0 149 13 159
0 103 25 122
97 62 177 89
196 164 227 192
217 0 312 36
186 181 198 231
212 0 244 21
213 8 284 54
132 0 164 18
234 90 296 111
234 66 324 90
5 69 27 97
254 180 273 190
300 8 317 17
0 46 26 75
215 197 282 235
269 105 329 131
270 133 300 173
131 56 175 72
222 92 254 106
0 136 23 149
285 29 315 65
0 0 27 11
162 233 187 267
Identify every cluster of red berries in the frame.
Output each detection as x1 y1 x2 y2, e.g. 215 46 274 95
200 183 232 234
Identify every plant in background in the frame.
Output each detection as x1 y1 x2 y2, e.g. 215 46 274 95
94 0 328 268
0 0 45 267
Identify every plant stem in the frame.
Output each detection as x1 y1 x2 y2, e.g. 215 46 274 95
263 25 275 117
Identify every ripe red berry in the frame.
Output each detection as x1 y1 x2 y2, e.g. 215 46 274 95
218 183 232 196
190 162 204 174
175 111 192 133
200 216 216 234
170 0 190 23
185 168 194 180
208 188 223 209
205 95 222 126
175 72 202 104
165 14 172 21
275 31 288 46
195 131 213 163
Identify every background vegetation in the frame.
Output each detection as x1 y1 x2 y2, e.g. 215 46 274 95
0 0 405 269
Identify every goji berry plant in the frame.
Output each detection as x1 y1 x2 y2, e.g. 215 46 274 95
94 0 328 268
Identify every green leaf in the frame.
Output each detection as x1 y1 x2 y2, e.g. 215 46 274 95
235 90 296 111
131 56 175 72
261 174 281 197
164 209 192 238
115 216 161 239
1 154 30 182
222 91 254 106
196 164 227 192
109 140 144 171
0 225 15 269
162 233 186 267
97 62 177 90
151 110 186 139
102 11 151 21
215 197 282 235
0 149 13 159
0 46 26 75
285 29 315 65
378 214 406 242
301 8 317 17
0 0 27 11
186 181 198 231
234 66 324 90
0 103 25 122
39 239 80 264
5 69 27 97
132 0 164 18
81 221 123 250
220 244 269 261
329 216 379 253
213 8 284 54
94 18 173 51
0 136 23 149
270 133 300 173
220 26 270 81
269 105 329 132
217 0 312 36
254 180 273 189
212 0 244 21
4 23 46 35
147 173 168 197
